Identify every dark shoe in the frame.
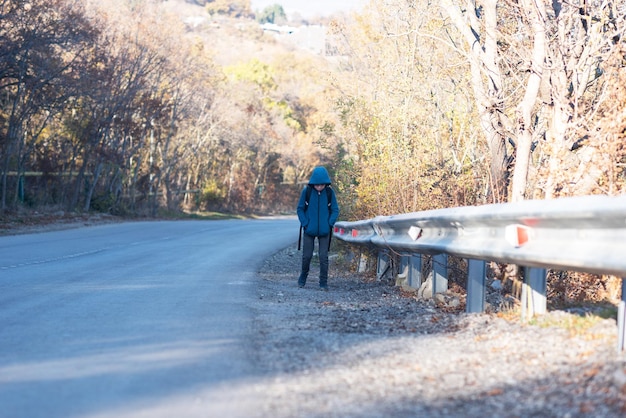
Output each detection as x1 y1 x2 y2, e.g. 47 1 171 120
320 285 328 291
298 274 306 288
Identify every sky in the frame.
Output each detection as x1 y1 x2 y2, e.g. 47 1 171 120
250 0 367 18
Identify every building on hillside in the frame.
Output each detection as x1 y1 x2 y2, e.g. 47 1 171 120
261 23 326 56
260 22 297 35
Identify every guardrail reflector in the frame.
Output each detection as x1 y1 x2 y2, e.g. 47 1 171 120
408 226 423 241
505 224 531 247
351 229 358 237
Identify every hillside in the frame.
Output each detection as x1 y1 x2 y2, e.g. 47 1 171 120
160 0 332 65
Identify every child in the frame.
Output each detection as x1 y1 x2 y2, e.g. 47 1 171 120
296 166 340 290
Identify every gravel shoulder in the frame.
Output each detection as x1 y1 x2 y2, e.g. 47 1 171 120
0 212 123 236
251 245 626 418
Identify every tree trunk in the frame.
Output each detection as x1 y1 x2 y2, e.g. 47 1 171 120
84 160 103 212
510 0 546 202
441 0 510 202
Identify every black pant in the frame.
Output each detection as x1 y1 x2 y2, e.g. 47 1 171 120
298 234 329 287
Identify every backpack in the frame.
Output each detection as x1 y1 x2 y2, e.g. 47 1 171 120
298 185 334 251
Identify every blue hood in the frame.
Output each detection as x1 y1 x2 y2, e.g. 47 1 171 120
308 166 332 185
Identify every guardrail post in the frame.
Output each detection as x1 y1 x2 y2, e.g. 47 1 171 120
433 254 448 295
466 259 486 313
521 267 547 320
377 251 391 280
409 254 423 288
618 278 626 352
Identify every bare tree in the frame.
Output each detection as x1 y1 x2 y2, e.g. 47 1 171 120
440 0 512 202
440 0 625 202
0 0 97 211
540 0 625 198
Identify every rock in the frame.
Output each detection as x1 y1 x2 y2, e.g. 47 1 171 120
418 272 434 299
395 272 408 287
417 271 448 299
434 292 461 309
448 297 460 308
613 365 626 393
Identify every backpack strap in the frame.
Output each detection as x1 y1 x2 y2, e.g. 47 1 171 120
305 185 332 210
326 186 334 250
299 185 312 251
304 185 313 212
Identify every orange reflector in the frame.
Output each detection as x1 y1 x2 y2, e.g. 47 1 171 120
505 224 531 247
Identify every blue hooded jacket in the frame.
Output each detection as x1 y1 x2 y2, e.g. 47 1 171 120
297 167 340 237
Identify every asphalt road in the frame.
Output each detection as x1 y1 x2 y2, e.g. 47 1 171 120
0 218 298 418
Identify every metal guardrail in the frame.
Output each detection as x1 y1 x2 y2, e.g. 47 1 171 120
333 194 626 351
